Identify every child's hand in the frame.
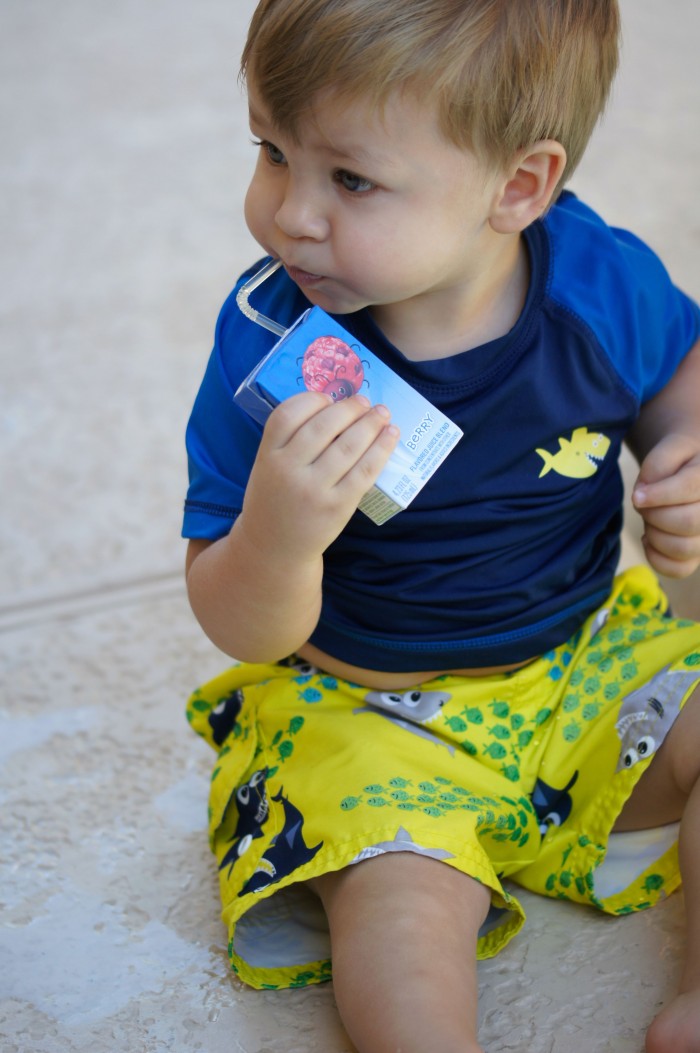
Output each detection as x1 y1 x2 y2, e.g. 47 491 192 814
238 391 400 562
632 433 700 578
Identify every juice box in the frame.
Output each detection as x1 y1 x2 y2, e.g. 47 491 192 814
234 306 463 525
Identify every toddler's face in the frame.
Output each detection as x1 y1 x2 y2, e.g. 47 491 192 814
244 81 508 338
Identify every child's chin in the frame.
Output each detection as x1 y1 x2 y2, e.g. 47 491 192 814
302 287 368 316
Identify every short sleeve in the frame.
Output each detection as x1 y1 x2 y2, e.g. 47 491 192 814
183 337 262 540
608 226 700 401
547 195 700 404
182 263 310 540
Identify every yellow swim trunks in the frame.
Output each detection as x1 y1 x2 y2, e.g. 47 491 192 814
186 566 700 990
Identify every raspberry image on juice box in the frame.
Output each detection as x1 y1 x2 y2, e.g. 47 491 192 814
234 262 463 525
299 335 366 400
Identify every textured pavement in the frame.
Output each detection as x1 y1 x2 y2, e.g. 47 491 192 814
1 2 698 1050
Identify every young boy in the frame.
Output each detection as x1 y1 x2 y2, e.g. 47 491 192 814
183 2 700 1050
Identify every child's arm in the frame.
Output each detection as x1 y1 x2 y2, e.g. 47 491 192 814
185 390 399 661
627 337 700 578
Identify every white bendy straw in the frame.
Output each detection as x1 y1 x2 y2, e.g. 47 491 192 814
235 258 287 336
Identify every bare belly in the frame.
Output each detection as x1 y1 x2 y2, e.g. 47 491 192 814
297 641 533 690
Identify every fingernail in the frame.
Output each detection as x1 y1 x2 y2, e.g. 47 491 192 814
375 404 390 419
633 486 647 506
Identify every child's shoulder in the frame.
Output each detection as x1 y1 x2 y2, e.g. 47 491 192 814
538 192 700 402
544 191 662 283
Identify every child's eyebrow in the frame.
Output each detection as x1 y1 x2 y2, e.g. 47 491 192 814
248 104 269 127
248 98 397 171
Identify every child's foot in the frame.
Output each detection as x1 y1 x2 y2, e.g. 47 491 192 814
646 991 700 1053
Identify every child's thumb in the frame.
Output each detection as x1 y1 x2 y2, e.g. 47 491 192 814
632 434 694 508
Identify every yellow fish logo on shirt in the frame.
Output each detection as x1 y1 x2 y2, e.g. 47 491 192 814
536 427 610 479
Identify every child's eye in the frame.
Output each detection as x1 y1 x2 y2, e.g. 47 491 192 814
251 138 287 166
334 169 375 194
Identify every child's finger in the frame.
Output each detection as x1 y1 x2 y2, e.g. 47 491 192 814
264 392 372 459
315 404 397 484
643 519 700 560
633 459 700 511
635 433 699 483
632 436 700 510
642 530 700 579
261 390 335 449
335 419 401 501
638 500 700 539
298 396 379 463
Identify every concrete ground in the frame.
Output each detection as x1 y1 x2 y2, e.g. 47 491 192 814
1 1 698 1050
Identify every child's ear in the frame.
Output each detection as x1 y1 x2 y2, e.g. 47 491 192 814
490 141 567 233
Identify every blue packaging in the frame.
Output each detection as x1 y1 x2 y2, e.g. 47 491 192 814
235 306 463 525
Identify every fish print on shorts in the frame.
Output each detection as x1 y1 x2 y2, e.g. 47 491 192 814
615 665 699 772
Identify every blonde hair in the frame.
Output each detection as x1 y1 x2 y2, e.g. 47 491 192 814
241 0 620 187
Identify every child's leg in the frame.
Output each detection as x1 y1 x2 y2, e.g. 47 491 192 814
310 852 491 1053
613 686 700 1053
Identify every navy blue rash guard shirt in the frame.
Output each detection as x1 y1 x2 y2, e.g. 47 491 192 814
183 193 700 672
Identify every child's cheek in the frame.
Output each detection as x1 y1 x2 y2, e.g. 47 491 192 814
244 178 272 246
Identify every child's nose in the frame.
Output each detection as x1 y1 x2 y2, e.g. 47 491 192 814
274 179 329 241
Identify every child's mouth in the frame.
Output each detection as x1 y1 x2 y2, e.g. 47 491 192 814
285 265 325 286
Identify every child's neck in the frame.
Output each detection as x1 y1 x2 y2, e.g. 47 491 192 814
371 233 528 362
